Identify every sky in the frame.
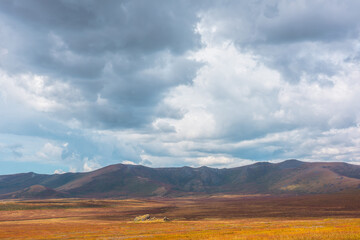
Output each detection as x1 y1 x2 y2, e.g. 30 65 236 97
1 0 360 174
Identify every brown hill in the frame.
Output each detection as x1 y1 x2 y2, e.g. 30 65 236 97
1 160 360 199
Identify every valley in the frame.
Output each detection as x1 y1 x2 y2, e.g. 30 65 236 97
1 192 360 239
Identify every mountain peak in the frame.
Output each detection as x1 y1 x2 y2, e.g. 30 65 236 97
277 159 304 169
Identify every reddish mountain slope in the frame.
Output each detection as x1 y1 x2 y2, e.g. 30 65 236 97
1 160 360 199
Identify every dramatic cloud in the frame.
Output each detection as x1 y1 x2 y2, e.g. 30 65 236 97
1 0 360 174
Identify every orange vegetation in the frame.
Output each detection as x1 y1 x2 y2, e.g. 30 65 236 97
1 192 360 239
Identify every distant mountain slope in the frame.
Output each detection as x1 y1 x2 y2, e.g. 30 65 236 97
1 160 360 199
0 172 85 194
0 185 68 199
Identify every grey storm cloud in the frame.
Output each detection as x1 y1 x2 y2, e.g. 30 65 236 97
205 1 360 44
202 0 360 82
1 0 360 174
0 0 203 129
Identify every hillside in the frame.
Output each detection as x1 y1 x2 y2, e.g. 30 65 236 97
1 160 360 199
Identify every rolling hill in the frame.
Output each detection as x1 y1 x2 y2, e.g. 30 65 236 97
1 160 360 199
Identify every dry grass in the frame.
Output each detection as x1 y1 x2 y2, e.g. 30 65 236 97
1 192 360 239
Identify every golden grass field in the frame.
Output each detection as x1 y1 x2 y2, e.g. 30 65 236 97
1 192 360 239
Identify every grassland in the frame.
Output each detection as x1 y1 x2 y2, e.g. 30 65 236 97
1 192 360 239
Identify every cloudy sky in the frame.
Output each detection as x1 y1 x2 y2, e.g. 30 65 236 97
1 0 360 174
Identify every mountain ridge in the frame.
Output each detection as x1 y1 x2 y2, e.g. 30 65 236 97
1 160 360 199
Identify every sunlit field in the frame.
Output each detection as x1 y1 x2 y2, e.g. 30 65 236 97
1 193 360 239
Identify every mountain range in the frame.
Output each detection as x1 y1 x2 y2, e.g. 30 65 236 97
1 160 360 199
